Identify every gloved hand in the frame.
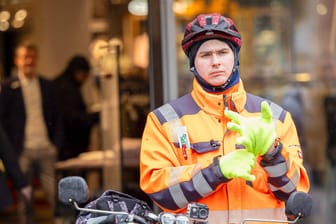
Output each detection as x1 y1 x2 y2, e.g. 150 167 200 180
219 150 256 181
224 101 276 156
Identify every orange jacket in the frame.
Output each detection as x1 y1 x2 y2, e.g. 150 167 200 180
140 79 310 224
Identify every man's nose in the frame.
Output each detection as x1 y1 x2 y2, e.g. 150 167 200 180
25 57 34 64
212 54 221 67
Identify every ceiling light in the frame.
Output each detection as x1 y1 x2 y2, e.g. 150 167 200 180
12 19 24 28
0 20 9 31
295 73 311 82
0 10 10 21
128 0 148 16
316 3 327 15
15 9 27 21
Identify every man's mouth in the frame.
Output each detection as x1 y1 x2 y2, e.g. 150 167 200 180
210 71 224 76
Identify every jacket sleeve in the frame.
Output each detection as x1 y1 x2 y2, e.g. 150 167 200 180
0 124 28 190
139 112 228 212
260 111 310 201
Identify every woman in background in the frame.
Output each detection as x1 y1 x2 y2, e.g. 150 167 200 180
54 55 99 161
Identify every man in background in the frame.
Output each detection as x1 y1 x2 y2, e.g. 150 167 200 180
0 42 63 224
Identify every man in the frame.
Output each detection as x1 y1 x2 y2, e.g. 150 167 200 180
139 13 310 224
0 42 63 223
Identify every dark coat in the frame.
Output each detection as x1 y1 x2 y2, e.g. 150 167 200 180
0 76 64 155
0 123 28 211
53 74 98 160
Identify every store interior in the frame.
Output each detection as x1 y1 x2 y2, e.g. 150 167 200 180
0 0 336 223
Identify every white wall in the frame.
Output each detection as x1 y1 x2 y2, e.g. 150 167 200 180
31 0 91 79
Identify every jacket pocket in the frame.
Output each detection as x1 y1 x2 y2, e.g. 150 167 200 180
173 140 221 164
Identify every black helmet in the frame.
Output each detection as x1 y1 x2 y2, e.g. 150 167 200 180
182 13 242 56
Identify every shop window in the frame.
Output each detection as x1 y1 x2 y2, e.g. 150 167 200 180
173 0 292 100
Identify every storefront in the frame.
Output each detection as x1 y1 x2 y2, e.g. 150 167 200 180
1 0 336 222
1 0 335 130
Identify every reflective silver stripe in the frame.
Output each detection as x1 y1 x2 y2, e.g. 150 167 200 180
158 104 182 142
208 210 229 224
263 162 288 177
269 179 296 193
268 166 300 193
270 102 283 120
168 168 213 203
192 171 213 196
169 184 189 208
281 180 296 193
208 207 286 224
158 104 180 121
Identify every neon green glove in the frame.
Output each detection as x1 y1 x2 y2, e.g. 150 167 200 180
219 150 256 181
224 101 276 156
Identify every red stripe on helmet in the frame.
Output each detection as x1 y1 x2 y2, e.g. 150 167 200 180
197 14 207 27
212 13 221 25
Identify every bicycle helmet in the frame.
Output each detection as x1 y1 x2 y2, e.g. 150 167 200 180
182 13 242 93
182 13 242 56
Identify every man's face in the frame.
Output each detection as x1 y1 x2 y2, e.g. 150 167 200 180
194 39 235 87
15 46 38 79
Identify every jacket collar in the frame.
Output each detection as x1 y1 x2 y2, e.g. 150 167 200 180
191 78 247 117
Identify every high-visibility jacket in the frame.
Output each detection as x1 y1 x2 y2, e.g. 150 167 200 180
140 79 310 224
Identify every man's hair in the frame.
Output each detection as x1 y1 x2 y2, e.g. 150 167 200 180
14 41 38 56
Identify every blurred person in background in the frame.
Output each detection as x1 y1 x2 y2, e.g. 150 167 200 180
321 59 336 224
281 73 328 188
53 55 100 161
0 42 64 224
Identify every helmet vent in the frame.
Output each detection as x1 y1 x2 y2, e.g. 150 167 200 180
206 16 212 25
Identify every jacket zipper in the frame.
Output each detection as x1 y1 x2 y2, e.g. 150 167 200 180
222 95 230 216
222 94 230 155
223 94 229 110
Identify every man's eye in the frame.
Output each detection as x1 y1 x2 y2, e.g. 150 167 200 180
201 53 211 57
218 50 227 55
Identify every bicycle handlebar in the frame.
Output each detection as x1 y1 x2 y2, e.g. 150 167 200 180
58 176 312 224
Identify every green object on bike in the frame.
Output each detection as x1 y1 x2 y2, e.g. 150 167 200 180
224 101 276 156
219 150 256 181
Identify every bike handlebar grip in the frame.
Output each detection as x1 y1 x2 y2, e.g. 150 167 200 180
285 191 312 219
